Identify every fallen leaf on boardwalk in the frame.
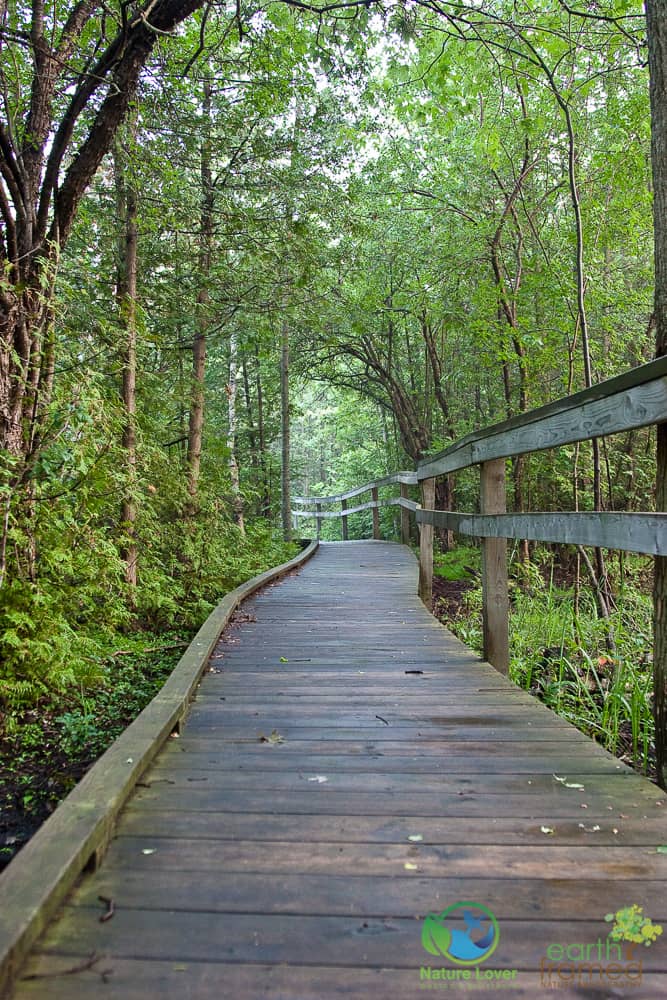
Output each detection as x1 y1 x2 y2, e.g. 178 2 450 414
656 845 667 854
404 862 419 870
307 775 328 783
540 826 555 835
612 828 619 834
125 758 133 764
408 834 423 842
578 823 601 832
553 775 566 783
259 729 285 745
565 782 585 790
279 656 289 662
141 849 156 855
173 965 188 972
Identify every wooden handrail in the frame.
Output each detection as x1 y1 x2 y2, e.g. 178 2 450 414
292 471 418 505
291 357 667 678
417 355 667 479
293 497 418 518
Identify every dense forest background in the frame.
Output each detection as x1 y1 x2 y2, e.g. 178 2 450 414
0 0 663 810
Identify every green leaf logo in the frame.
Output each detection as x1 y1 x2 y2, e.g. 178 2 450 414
421 913 452 957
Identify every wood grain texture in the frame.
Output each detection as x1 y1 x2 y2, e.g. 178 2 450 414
416 509 667 556
418 359 667 478
9 542 667 1000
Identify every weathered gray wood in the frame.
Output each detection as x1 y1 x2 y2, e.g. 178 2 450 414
341 497 348 540
415 509 667 556
481 459 509 674
418 478 435 606
293 496 417 519
0 540 319 1000
371 486 380 538
10 541 667 1000
14 957 667 1000
292 470 418 505
418 365 667 479
399 482 410 544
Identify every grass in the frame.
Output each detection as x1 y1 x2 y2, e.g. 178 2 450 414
433 546 655 777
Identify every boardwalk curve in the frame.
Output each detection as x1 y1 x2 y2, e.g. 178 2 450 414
9 541 667 999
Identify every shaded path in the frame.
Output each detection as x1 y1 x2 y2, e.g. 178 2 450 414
13 542 667 998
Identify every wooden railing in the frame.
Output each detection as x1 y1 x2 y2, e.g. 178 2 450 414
293 356 667 676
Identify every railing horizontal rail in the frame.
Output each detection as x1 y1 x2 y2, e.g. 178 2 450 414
291 357 667 684
294 497 419 518
292 471 418 505
415 510 667 557
418 356 667 480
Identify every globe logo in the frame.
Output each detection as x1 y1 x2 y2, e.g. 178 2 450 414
422 902 500 966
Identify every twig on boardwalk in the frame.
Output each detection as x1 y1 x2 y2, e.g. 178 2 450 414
376 715 389 725
21 952 102 980
98 895 115 923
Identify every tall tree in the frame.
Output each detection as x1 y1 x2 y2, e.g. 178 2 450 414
113 128 139 590
647 0 667 790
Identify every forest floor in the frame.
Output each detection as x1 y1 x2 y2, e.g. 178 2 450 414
0 637 186 873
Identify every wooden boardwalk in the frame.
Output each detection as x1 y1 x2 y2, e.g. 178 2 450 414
12 542 667 998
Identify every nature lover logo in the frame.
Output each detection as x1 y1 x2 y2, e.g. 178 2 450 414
421 903 500 965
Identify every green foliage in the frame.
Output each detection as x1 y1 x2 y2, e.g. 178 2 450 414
438 550 655 773
433 546 480 582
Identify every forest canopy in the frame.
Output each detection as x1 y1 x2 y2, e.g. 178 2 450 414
0 0 665 783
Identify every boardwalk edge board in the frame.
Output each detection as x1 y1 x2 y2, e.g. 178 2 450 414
0 539 318 999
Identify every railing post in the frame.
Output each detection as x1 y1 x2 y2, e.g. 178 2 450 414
371 486 380 539
316 502 322 539
480 458 509 674
400 482 411 545
341 498 349 541
418 477 435 606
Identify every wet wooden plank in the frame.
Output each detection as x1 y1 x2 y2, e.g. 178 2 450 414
69 869 667 918
115 810 667 846
26 908 667 971
127 785 661 819
98 837 667 880
18 956 666 1000
157 749 630 774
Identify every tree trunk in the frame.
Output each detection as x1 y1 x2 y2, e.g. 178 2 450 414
186 78 213 505
227 329 245 533
647 0 667 791
254 346 271 518
281 314 291 542
113 134 138 589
